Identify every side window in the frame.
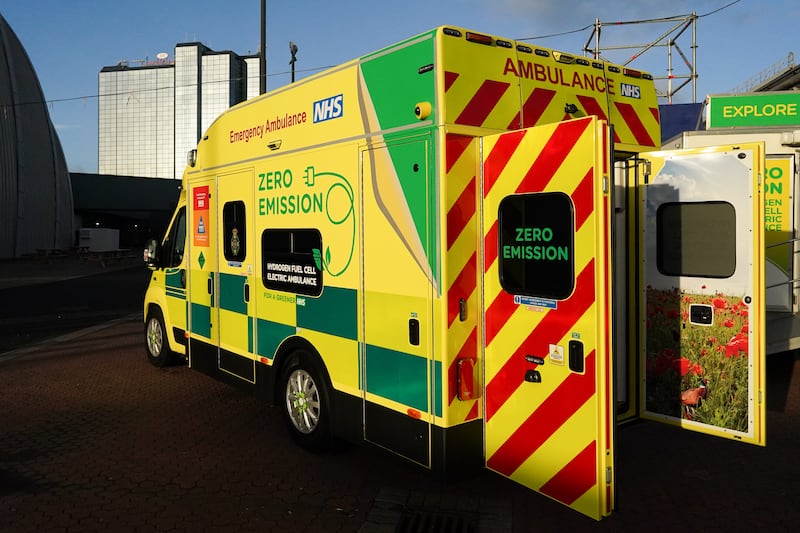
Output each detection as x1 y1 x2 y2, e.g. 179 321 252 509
223 201 246 262
163 207 186 268
657 201 736 278
497 192 575 300
262 228 323 296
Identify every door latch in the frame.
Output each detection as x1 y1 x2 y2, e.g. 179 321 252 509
525 369 542 383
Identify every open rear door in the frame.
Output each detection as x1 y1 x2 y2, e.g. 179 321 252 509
481 116 616 520
638 143 766 446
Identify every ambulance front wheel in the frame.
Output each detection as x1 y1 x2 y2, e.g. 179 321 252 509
145 308 176 367
279 351 333 452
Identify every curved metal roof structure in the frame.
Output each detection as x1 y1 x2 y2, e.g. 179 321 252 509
0 14 73 258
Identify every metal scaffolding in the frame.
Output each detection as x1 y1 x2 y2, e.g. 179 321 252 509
582 13 699 104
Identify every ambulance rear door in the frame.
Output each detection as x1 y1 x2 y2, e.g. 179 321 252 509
481 116 616 520
638 143 766 446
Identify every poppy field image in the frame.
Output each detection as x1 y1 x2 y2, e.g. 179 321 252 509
645 287 751 432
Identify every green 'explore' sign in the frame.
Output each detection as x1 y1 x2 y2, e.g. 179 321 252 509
707 93 800 128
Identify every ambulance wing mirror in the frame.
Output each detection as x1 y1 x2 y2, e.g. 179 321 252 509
143 239 162 269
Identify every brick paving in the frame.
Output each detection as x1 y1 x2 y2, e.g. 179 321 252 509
1 264 799 532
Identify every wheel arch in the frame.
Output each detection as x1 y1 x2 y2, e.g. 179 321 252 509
144 301 184 356
270 336 333 407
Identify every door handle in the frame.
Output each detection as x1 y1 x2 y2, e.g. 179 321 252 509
207 278 213 295
409 318 420 346
244 283 250 302
569 340 584 373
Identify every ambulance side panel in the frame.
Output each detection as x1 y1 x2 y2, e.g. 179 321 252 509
173 29 480 470
250 144 363 438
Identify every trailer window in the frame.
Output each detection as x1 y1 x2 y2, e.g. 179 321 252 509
223 201 247 262
262 228 323 296
497 192 575 300
657 201 736 278
163 207 186 268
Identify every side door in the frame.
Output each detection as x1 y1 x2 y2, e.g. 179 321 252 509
187 178 218 366
638 143 766 446
216 170 257 382
481 116 616 520
361 137 435 467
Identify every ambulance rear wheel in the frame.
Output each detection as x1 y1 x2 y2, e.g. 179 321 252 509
279 351 333 451
145 308 175 367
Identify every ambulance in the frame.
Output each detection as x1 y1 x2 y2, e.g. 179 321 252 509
143 25 767 520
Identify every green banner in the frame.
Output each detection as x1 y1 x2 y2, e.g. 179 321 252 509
765 156 794 275
708 93 800 128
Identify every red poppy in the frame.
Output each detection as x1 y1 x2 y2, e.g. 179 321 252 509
725 333 748 357
673 357 691 376
713 297 728 309
723 318 735 328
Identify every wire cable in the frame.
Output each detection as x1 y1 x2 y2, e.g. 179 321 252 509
518 0 740 41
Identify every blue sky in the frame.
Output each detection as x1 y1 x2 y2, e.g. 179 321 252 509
1 0 796 173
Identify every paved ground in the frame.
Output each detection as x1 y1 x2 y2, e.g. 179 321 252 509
1 258 799 532
0 253 141 290
0 255 147 353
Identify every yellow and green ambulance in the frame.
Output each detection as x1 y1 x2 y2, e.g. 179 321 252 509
144 25 766 520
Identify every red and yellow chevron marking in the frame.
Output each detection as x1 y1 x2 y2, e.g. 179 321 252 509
445 69 659 153
444 133 481 423
440 31 660 155
481 117 614 520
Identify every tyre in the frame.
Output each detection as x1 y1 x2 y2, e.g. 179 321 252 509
279 351 333 451
145 308 176 367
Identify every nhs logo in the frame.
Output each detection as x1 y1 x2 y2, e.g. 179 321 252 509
313 94 344 123
620 83 641 99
